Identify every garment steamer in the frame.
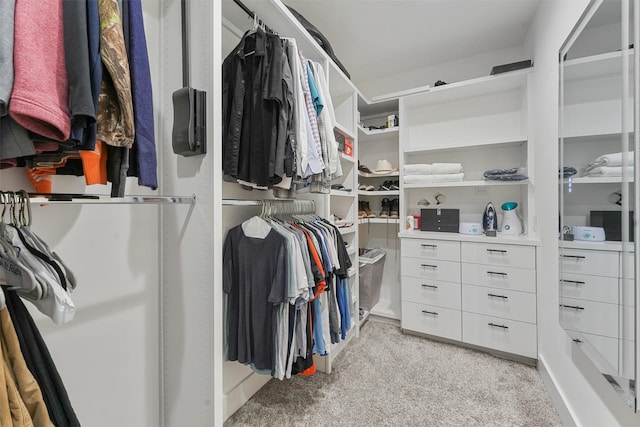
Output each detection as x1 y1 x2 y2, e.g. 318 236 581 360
500 202 525 235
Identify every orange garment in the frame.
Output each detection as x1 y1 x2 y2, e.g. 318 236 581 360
79 140 108 185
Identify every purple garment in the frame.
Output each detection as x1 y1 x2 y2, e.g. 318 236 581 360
123 0 158 189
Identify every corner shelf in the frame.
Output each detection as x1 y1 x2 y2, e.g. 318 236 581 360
358 171 400 178
358 218 399 225
358 190 400 196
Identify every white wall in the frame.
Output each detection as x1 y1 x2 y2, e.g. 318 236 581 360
527 1 639 426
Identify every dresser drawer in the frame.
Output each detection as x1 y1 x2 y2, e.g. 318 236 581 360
401 239 460 262
401 301 461 341
461 242 535 269
401 257 460 283
566 330 618 375
560 249 618 277
461 263 536 293
402 276 461 310
559 297 618 338
559 272 618 305
462 312 537 358
462 284 536 324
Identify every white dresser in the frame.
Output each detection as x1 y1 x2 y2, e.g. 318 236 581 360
559 242 635 379
400 234 538 359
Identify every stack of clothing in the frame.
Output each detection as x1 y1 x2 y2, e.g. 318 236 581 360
403 163 464 184
584 151 634 177
483 167 528 181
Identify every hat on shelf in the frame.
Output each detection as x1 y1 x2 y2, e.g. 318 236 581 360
372 159 397 174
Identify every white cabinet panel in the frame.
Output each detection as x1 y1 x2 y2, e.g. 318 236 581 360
560 297 618 338
401 257 461 283
461 263 536 293
401 238 460 262
401 276 461 310
559 272 618 305
401 301 461 341
621 339 635 379
461 242 535 269
462 312 537 358
462 284 536 324
566 330 619 375
560 249 619 277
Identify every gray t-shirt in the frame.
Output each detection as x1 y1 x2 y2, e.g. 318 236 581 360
223 224 288 372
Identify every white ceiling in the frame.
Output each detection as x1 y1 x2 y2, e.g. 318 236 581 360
284 0 541 88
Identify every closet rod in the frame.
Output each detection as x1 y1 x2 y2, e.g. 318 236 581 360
232 0 274 33
223 198 316 215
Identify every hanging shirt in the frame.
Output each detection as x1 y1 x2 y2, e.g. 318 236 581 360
223 224 289 372
222 28 285 187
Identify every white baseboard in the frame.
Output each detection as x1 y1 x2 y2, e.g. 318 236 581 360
223 372 271 422
537 355 577 427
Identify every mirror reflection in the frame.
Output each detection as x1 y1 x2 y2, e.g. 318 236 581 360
558 0 637 409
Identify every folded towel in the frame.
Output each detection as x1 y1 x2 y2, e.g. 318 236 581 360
584 166 632 177
404 164 432 175
432 163 463 174
431 173 464 183
587 152 634 169
404 175 434 185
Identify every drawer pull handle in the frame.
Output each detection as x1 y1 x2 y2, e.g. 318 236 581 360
421 310 439 316
488 293 508 299
573 338 583 344
560 304 585 310
488 322 509 329
421 284 438 289
421 264 438 269
562 255 586 260
486 249 507 254
561 279 585 285
487 271 507 276
420 244 437 249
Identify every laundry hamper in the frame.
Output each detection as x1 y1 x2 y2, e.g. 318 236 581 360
358 248 386 311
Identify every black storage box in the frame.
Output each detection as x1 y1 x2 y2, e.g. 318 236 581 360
590 210 635 242
420 208 460 233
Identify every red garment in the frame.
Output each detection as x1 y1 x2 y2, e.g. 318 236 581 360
10 0 71 142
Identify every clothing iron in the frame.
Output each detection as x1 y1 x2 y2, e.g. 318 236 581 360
482 202 498 233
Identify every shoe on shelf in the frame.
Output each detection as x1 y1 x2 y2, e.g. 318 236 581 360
388 180 400 191
379 198 391 218
389 198 399 219
358 183 375 191
362 201 376 218
358 160 373 174
357 201 367 219
377 180 391 191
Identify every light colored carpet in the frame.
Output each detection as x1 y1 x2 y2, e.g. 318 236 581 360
225 319 563 426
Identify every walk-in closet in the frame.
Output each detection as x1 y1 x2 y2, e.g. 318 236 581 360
0 0 639 426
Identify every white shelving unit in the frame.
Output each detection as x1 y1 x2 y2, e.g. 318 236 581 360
399 68 535 239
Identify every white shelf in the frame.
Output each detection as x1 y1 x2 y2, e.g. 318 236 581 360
335 122 355 140
358 125 399 138
403 179 529 189
30 194 195 205
338 225 357 235
402 68 531 109
359 218 399 224
340 152 355 163
565 176 631 184
358 190 400 196
404 137 527 155
358 170 400 178
564 50 633 81
330 189 356 197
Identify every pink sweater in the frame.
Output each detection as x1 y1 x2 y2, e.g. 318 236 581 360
10 0 71 142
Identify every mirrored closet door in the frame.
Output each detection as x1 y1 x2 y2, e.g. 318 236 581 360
559 0 638 410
